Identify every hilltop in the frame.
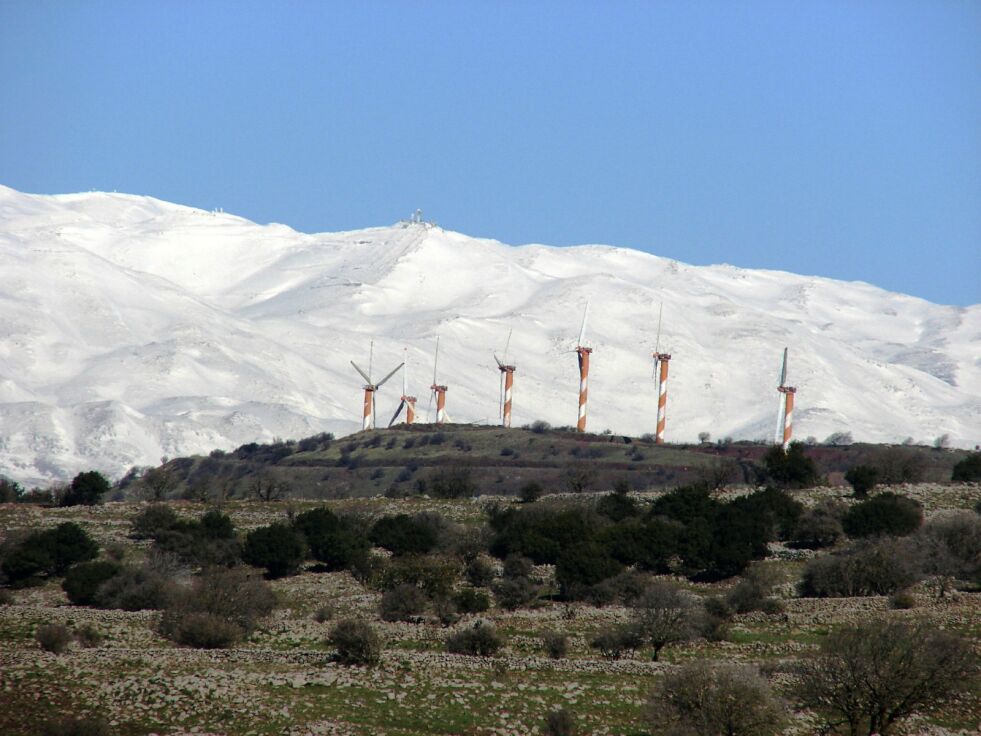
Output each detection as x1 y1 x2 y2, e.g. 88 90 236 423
1 185 978 485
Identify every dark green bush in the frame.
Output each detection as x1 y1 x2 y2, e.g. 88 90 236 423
242 523 306 578
427 467 477 499
2 522 99 584
36 623 72 654
518 481 544 504
544 708 576 736
130 504 181 539
842 492 923 538
762 442 820 489
445 621 504 656
555 542 624 597
379 583 428 622
164 612 243 649
295 507 368 571
952 452 981 482
453 587 491 614
379 554 460 600
328 619 382 666
845 465 879 498
94 564 179 611
596 490 638 521
62 560 122 606
465 556 496 588
40 715 112 736
60 471 111 506
730 486 803 541
369 514 438 556
542 630 569 659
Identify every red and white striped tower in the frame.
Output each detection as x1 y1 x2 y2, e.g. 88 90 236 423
653 352 671 444
576 346 592 432
403 396 416 425
389 350 417 427
431 384 448 424
361 387 375 431
778 385 796 449
499 365 516 428
573 303 592 433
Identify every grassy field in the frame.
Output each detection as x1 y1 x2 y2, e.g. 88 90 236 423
1 481 980 735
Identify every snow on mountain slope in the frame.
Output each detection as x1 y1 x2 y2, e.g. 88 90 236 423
1 184 978 486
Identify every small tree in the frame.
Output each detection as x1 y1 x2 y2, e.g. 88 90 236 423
762 442 819 489
61 471 110 506
844 465 878 498
242 523 306 578
797 619 979 736
445 620 504 656
379 584 428 622
328 619 382 666
650 661 786 736
62 560 122 606
140 467 178 501
631 582 699 661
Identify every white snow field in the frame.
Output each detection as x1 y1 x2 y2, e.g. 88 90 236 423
0 185 978 485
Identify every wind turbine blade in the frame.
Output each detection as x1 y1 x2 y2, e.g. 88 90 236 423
389 400 405 427
577 301 590 346
350 361 371 384
654 302 663 354
433 336 440 384
402 349 408 395
426 390 435 422
372 393 377 429
774 394 786 445
499 371 505 422
780 348 788 386
376 362 404 389
503 328 512 364
494 354 504 369
368 340 374 383
652 356 659 381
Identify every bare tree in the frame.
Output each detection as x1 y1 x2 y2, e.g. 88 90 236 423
649 660 786 736
141 467 177 501
250 474 288 502
631 582 699 661
796 619 979 736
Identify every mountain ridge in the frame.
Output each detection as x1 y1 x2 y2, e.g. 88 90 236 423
1 185 977 485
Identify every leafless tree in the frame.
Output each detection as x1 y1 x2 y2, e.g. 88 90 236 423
631 582 700 661
648 660 786 736
796 618 979 736
250 474 288 502
141 467 178 501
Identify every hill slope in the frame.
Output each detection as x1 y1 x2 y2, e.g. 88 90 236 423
1 185 978 484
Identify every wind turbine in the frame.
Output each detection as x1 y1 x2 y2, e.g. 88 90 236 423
350 341 403 431
494 328 516 428
774 348 797 450
651 303 672 444
428 337 448 425
388 348 417 427
574 302 592 432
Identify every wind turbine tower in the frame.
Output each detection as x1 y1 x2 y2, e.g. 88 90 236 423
429 337 448 425
388 348 417 426
651 304 672 444
494 329 516 428
574 303 592 432
350 341 403 431
774 348 797 450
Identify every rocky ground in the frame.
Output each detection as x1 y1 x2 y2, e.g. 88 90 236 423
1 484 979 735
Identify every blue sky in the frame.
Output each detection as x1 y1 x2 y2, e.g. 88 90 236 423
1 1 978 305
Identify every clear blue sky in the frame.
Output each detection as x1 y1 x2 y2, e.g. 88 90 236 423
2 1 978 305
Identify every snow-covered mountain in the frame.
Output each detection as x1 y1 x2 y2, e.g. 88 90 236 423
1 185 978 485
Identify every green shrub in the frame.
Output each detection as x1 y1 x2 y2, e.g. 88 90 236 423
36 623 72 654
328 619 382 666
889 588 917 609
378 554 460 599
555 542 624 597
800 538 921 597
453 587 491 614
465 556 496 588
445 621 504 656
762 442 819 489
542 630 569 659
166 612 243 649
845 465 879 498
60 471 110 506
952 452 981 482
2 522 99 584
62 560 122 606
791 501 845 549
427 467 477 499
130 504 181 539
596 490 638 521
726 564 781 614
94 564 178 611
295 507 368 571
518 481 544 503
492 576 540 610
242 523 306 578
379 584 428 622
312 605 333 623
370 514 438 556
842 492 923 538
544 708 576 736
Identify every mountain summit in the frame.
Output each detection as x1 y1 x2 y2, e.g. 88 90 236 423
1 185 977 485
